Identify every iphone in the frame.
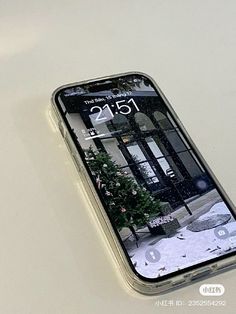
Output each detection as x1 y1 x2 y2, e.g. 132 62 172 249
51 72 236 294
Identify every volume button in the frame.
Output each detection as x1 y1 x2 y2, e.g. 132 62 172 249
64 134 83 173
191 267 212 281
71 153 83 173
64 133 76 154
58 121 65 137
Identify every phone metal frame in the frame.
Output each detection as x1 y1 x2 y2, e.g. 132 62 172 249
51 71 236 295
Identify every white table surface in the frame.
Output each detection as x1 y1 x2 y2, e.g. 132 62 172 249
1 1 236 313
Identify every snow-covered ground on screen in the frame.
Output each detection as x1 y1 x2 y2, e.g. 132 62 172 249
131 202 236 278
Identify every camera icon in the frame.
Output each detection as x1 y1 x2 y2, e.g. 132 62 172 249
214 226 229 240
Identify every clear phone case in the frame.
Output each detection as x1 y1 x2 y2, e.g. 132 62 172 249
51 72 236 295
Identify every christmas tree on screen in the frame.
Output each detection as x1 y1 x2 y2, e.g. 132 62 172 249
86 146 161 240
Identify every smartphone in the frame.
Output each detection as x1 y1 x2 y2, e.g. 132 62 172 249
51 72 236 294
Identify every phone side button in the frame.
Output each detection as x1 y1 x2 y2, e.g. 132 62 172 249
71 154 83 173
58 121 65 137
191 267 212 281
64 134 76 154
172 278 186 287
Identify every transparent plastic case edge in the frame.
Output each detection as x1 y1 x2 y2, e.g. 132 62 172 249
51 71 236 295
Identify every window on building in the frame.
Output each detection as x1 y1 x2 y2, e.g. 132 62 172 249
153 111 204 178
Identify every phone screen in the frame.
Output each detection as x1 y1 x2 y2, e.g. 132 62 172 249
55 74 236 280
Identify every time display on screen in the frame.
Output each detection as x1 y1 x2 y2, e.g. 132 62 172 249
90 98 139 122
